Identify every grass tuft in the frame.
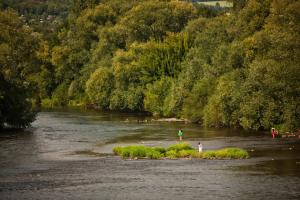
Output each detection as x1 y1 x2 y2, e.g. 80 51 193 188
166 150 178 159
202 148 249 159
113 144 249 160
167 142 193 152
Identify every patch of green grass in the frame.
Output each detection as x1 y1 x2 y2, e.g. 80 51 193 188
153 146 166 154
113 144 249 160
190 151 203 158
167 142 193 152
202 148 249 159
165 150 178 159
113 145 164 159
113 146 123 155
146 149 164 159
121 146 148 158
177 149 197 158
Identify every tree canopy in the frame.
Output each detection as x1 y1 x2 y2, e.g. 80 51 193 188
1 0 299 131
0 10 41 128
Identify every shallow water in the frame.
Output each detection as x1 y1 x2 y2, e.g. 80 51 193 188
0 110 260 165
0 110 299 199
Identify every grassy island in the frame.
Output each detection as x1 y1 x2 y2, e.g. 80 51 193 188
113 143 249 160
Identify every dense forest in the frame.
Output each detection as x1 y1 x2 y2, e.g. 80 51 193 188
0 0 299 132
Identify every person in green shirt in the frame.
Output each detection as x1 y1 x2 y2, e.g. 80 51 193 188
178 128 183 141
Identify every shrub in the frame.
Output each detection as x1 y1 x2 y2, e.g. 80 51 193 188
41 98 54 108
153 146 166 154
166 150 178 159
127 146 148 158
190 151 203 158
178 149 197 157
144 77 173 115
202 150 217 159
86 68 114 109
167 142 193 152
114 146 153 159
202 148 249 159
146 150 163 159
113 144 248 160
120 149 131 158
113 146 123 155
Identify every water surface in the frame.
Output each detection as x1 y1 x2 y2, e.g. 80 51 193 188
0 110 299 200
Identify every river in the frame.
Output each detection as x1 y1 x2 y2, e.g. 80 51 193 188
0 110 299 200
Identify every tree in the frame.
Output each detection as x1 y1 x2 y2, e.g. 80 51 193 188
119 1 197 43
144 77 173 116
86 68 114 109
0 10 40 128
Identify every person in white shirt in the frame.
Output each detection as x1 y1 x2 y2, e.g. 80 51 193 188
198 142 203 152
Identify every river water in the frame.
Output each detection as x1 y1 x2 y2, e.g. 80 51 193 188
0 110 299 200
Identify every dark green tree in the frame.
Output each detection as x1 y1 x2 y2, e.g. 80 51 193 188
0 10 41 129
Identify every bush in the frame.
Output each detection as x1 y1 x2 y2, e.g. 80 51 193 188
190 151 203 158
144 77 173 115
166 150 178 159
52 82 69 106
202 148 249 159
127 146 148 158
86 68 114 109
146 150 163 159
153 146 166 154
41 98 54 108
113 146 123 155
113 144 248 160
167 142 193 152
202 151 217 159
113 145 162 159
177 149 197 158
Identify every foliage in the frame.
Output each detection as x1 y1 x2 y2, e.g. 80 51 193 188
146 149 164 159
113 145 155 159
113 143 249 160
3 0 298 132
86 68 114 109
1 0 69 39
166 142 194 152
201 148 249 159
0 10 41 128
144 77 173 116
165 150 178 159
118 1 197 43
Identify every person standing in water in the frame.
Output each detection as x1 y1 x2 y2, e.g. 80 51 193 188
178 129 183 141
271 128 277 138
198 142 203 152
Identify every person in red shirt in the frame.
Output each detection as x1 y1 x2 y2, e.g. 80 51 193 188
271 128 277 138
